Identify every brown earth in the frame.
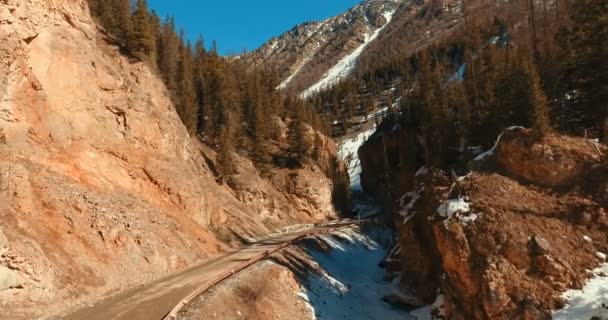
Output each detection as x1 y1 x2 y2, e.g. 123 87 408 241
362 128 608 319
0 1 344 318
177 261 314 320
497 127 606 188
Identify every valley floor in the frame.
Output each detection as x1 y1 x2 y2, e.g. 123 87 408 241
177 223 419 320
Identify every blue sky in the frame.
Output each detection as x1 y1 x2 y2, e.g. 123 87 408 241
147 1 362 55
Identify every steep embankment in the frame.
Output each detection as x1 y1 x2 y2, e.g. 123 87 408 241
178 226 411 320
361 127 608 319
0 1 342 318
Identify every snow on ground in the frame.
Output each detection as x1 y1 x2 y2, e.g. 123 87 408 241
410 294 447 320
437 197 478 226
437 197 470 219
300 10 396 98
398 189 423 225
415 166 429 177
277 29 323 90
553 263 608 320
474 126 525 161
448 63 467 82
278 57 310 89
300 227 416 320
338 126 376 192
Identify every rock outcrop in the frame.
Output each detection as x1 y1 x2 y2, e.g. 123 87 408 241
496 127 604 187
362 128 608 319
0 1 342 318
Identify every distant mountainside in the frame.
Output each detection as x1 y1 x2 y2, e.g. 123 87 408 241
245 0 407 96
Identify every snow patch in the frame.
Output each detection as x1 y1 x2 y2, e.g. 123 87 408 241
437 197 470 219
553 263 608 320
597 252 607 261
437 197 477 226
474 126 525 161
410 294 447 320
300 228 414 320
583 235 593 243
338 127 376 191
277 24 323 90
415 166 429 177
398 189 423 225
300 9 396 98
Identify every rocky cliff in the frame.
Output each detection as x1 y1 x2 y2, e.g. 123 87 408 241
0 1 342 318
361 127 608 319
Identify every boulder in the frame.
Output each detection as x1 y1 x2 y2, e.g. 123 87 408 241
0 266 23 291
497 128 605 187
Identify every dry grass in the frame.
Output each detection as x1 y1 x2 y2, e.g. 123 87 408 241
234 276 270 305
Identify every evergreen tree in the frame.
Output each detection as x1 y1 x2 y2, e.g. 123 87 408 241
129 0 155 60
217 112 237 178
312 132 323 161
250 75 273 175
418 50 447 166
158 18 179 92
193 37 208 138
526 60 552 140
90 0 131 43
288 104 310 163
176 37 198 135
148 10 161 61
561 0 608 141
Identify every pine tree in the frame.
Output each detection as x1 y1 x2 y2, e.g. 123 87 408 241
312 132 323 161
526 60 552 141
148 10 161 61
561 0 608 141
90 0 131 44
250 76 273 175
158 18 179 92
193 37 208 138
418 50 447 166
288 104 310 164
176 37 198 135
217 112 237 178
129 0 155 60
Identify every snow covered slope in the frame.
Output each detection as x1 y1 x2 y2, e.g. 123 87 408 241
245 0 405 95
299 227 414 320
553 263 608 320
338 127 377 192
300 10 396 98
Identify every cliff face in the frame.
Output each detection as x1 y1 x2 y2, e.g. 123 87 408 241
0 1 341 318
361 127 608 319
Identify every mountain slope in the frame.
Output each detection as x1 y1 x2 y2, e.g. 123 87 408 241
245 0 407 95
0 1 343 318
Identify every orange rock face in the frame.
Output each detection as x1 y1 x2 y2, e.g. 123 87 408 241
361 128 608 319
0 1 342 318
497 128 605 187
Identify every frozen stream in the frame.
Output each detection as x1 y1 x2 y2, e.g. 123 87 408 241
291 127 433 320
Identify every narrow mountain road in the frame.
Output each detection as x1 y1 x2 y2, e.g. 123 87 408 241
59 221 363 320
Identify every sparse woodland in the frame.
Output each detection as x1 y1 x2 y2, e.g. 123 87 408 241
87 0 605 211
87 0 350 207
304 0 606 167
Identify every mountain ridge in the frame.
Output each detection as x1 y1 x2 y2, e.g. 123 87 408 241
245 0 408 95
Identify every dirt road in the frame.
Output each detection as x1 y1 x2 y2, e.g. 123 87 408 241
59 221 357 320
